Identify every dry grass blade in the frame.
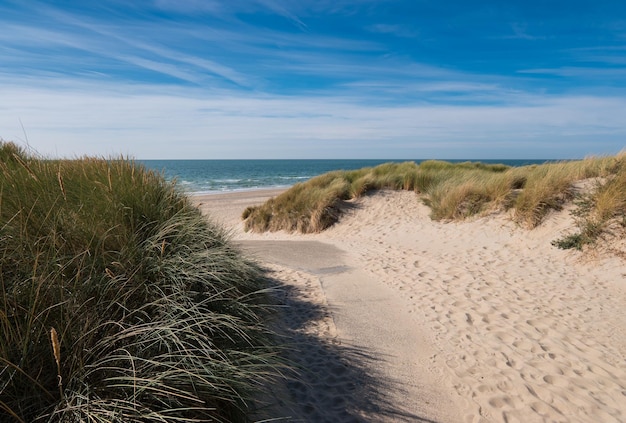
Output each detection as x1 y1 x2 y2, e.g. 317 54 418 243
49 327 63 400
56 169 66 201
50 328 61 369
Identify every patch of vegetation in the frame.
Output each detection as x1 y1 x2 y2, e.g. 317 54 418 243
243 155 626 236
553 158 626 250
552 233 587 250
0 142 281 422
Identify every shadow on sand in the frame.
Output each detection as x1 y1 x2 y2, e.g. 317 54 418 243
251 275 439 423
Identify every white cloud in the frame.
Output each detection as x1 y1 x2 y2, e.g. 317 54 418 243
1 78 624 159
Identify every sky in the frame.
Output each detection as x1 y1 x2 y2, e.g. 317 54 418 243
1 0 625 159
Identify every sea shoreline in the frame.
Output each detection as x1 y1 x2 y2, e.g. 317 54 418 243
143 158 559 194
188 185 291 197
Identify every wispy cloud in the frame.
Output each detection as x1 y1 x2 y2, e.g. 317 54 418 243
367 24 418 38
255 0 308 30
508 22 545 40
519 67 626 80
153 0 225 15
113 39 254 87
566 46 626 66
153 0 311 30
2 6 253 87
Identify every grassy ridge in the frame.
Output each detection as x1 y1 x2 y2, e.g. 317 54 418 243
0 143 280 422
242 161 510 232
243 155 626 244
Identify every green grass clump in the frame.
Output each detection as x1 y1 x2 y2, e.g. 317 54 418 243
0 142 280 422
243 155 626 236
553 154 626 250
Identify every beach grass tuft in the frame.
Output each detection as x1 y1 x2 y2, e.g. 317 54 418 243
0 142 281 422
243 155 626 244
553 154 626 250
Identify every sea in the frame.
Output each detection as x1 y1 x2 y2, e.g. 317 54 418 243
140 159 553 195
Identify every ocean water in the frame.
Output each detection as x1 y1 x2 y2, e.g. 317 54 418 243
140 159 552 194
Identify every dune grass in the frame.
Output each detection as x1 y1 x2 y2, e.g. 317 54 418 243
242 160 510 233
243 155 626 242
0 142 281 422
552 155 626 250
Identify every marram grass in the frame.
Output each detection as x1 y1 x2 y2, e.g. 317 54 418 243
243 155 626 246
0 142 281 422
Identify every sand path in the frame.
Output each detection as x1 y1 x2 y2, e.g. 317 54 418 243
241 239 460 422
194 189 626 423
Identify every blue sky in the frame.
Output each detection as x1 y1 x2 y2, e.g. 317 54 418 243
1 0 625 159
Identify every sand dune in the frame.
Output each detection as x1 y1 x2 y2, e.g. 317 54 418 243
194 189 626 423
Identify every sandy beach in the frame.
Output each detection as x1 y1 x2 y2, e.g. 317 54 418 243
193 189 626 423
